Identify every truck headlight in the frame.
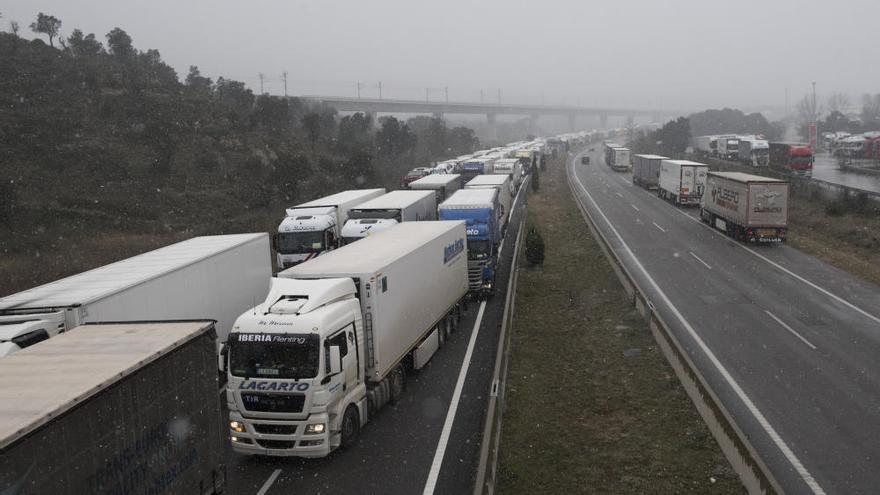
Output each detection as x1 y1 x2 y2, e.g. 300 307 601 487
230 421 245 433
305 423 325 435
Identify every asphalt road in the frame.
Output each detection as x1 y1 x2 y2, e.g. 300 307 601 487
224 177 529 495
569 148 880 494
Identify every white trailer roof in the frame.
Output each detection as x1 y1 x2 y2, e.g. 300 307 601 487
280 221 464 277
296 188 385 208
350 190 434 210
0 321 214 449
634 154 669 160
0 233 266 310
440 189 497 209
709 171 787 183
466 175 509 187
663 160 707 166
409 174 461 188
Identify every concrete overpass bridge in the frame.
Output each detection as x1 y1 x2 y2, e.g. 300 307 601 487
298 95 681 133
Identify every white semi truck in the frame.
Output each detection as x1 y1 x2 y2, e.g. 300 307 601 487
465 173 513 235
658 159 709 206
0 321 225 494
340 190 437 243
224 221 468 457
492 158 523 189
0 233 271 357
701 171 789 243
274 189 385 269
408 173 462 203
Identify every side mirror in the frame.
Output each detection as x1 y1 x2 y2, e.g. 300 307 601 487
271 234 279 251
329 346 342 375
218 342 228 373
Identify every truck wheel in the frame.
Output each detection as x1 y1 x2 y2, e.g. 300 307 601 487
341 405 360 449
390 365 406 404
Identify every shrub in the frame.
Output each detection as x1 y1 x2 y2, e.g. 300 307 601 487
525 226 545 266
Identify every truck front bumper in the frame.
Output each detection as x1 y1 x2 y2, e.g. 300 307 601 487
229 411 332 458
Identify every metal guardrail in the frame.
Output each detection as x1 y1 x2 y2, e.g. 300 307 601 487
564 150 782 495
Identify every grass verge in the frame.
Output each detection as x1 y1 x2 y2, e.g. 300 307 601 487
497 152 743 494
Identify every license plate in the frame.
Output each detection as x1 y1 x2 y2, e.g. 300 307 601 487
757 229 777 236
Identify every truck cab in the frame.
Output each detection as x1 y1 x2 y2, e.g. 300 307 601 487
339 191 437 244
439 189 499 297
225 278 366 458
274 207 338 268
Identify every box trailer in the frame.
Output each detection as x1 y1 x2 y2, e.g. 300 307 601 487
274 189 385 269
0 321 224 494
693 135 718 156
632 154 669 190
0 234 271 357
439 189 500 296
658 160 709 206
340 190 437 243
465 173 513 235
701 171 789 243
716 136 740 160
606 147 631 171
226 222 468 457
408 173 461 204
459 157 496 184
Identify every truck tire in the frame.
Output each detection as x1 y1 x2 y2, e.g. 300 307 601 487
390 365 406 404
341 405 360 449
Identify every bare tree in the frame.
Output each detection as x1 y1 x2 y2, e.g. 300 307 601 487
826 93 851 115
861 94 880 126
795 95 819 124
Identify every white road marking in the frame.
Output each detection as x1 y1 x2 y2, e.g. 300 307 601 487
765 310 818 350
423 301 487 495
653 222 666 233
631 204 640 212
569 159 826 494
677 207 880 327
615 192 623 198
689 251 712 270
257 469 281 495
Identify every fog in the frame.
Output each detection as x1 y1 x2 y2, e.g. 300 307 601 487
4 0 880 112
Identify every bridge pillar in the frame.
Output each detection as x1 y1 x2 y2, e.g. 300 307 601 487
487 113 497 142
599 113 609 129
567 113 576 132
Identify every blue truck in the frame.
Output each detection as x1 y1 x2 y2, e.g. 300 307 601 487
439 188 500 298
459 157 496 186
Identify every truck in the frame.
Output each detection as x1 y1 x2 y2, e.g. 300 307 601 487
701 171 789 243
465 173 513 235
0 233 271 357
632 154 669 190
274 189 385 269
340 190 437 244
224 221 468 457
769 142 814 177
0 321 224 494
658 159 709 206
515 149 535 174
693 135 718 157
459 157 496 184
738 138 770 167
716 136 740 160
492 158 523 189
439 189 500 296
605 146 631 171
408 173 461 203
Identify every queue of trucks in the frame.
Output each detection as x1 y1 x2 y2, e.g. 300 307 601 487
693 134 813 177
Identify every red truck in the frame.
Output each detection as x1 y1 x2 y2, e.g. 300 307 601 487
768 142 813 177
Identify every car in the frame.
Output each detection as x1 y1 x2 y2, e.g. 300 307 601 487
401 167 432 186
581 156 591 165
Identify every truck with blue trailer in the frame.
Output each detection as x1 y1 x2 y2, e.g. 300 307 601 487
459 157 496 185
438 189 500 297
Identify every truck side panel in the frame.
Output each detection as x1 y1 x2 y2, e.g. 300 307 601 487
0 328 223 495
365 225 468 381
746 182 789 227
704 175 750 225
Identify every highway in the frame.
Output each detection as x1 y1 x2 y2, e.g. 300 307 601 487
569 147 880 494
224 180 529 494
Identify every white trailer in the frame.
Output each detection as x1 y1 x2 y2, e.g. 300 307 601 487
0 233 271 357
492 158 523 189
408 173 462 203
0 321 224 494
701 171 789 243
275 189 385 268
340 190 437 243
226 221 468 457
694 135 718 156
632 154 669 190
658 159 709 206
465 173 513 234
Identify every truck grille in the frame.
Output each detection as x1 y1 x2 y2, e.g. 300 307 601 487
241 393 305 413
467 261 484 291
253 424 298 435
256 439 296 449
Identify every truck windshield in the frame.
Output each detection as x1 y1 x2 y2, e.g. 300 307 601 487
468 240 491 259
791 156 813 165
347 209 402 220
276 231 325 254
229 333 320 379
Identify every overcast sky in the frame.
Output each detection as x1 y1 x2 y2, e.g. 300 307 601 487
4 0 879 112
